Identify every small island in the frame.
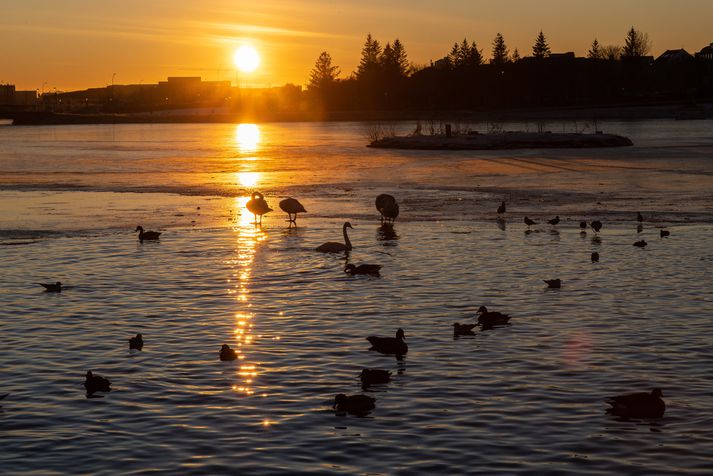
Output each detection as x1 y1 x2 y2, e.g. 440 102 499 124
368 130 633 150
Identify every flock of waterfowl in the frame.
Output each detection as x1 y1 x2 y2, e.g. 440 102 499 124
23 195 670 420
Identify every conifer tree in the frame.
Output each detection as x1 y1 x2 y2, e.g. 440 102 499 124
532 30 551 58
511 48 521 62
391 39 409 76
308 51 340 91
587 38 602 59
622 27 651 58
356 33 382 78
491 33 509 65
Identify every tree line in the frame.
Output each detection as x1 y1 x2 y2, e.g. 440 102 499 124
307 27 711 112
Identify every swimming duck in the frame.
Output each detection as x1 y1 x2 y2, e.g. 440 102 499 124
660 230 670 238
316 222 353 253
359 368 391 386
591 220 602 233
279 197 307 224
548 215 560 226
246 192 272 225
84 371 111 396
344 264 382 276
606 388 665 419
129 333 144 351
544 279 562 289
591 252 600 262
333 393 376 416
37 281 62 292
453 322 477 335
219 344 238 361
135 226 161 241
637 212 644 223
367 328 408 356
476 306 512 327
375 194 399 224
524 216 537 228
497 201 506 215
633 240 648 248
579 221 587 230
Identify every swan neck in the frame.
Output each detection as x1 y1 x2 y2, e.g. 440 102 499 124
343 224 352 250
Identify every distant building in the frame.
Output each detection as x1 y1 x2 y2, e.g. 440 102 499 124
696 43 713 61
656 49 694 64
0 84 38 107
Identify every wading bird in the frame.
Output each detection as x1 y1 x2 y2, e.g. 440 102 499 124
246 192 272 225
279 197 307 225
375 194 399 224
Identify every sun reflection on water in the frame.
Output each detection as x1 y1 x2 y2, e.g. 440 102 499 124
227 195 268 397
235 123 260 154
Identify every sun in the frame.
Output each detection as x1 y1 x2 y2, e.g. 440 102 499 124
233 46 260 73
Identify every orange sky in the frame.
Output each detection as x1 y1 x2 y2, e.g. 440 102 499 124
2 0 712 91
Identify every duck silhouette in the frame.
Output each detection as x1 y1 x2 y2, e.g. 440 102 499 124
591 252 600 262
246 192 272 225
219 344 238 361
544 279 562 289
476 306 511 327
591 220 602 233
279 197 306 225
333 393 375 416
367 328 408 356
344 264 381 276
316 222 353 253
660 230 670 238
84 371 111 396
359 369 391 387
453 322 477 336
129 333 144 351
375 194 399 224
606 388 665 419
637 212 644 223
633 240 648 248
497 201 506 215
524 216 537 228
135 226 161 241
579 221 587 230
37 281 62 292
548 215 560 226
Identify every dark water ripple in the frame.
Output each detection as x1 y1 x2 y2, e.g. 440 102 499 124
1 219 712 474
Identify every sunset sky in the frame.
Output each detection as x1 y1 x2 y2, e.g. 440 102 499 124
2 0 712 91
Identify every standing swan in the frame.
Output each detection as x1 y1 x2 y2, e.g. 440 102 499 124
375 194 399 224
246 192 272 225
279 197 307 225
316 222 353 252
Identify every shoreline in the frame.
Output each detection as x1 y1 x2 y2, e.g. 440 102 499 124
368 131 633 150
5 102 712 126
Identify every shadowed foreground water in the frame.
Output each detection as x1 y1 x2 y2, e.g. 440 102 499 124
1 215 712 474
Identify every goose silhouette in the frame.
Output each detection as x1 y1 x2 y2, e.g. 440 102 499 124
359 369 391 386
524 216 537 228
548 216 560 226
591 220 602 233
246 192 272 225
344 264 381 276
606 388 665 419
367 328 408 356
497 201 506 215
135 226 161 241
37 281 62 292
129 333 144 351
316 222 353 253
333 393 375 415
84 371 111 396
279 197 306 225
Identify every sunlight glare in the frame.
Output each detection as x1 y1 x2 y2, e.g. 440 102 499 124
233 46 260 73
235 123 260 153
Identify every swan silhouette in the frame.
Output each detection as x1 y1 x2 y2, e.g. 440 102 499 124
246 192 272 225
375 194 399 224
279 197 307 225
316 222 353 252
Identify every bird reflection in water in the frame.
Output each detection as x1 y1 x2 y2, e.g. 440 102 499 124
226 196 268 398
495 218 506 231
377 224 399 241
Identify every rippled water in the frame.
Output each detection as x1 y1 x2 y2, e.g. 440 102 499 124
1 121 713 474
